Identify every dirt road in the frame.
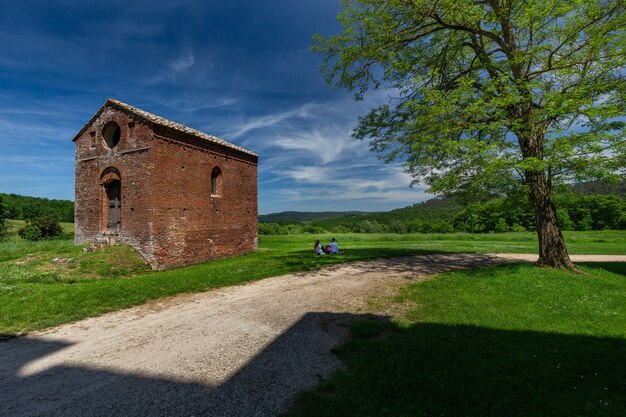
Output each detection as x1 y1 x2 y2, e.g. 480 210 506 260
1 253 623 416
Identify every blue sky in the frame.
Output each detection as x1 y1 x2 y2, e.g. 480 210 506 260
0 0 429 214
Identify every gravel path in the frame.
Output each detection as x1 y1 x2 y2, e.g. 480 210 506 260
1 253 623 417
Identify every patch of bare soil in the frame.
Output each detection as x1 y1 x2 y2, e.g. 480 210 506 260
1 253 623 417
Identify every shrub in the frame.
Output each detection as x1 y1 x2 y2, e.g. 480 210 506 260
556 208 574 231
18 224 43 241
302 224 326 234
431 221 454 233
358 220 385 233
388 220 408 234
259 223 281 235
18 214 64 241
495 218 509 233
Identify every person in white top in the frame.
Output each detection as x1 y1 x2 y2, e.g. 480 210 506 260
314 239 324 255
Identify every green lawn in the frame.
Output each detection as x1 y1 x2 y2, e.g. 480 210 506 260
0 230 624 337
266 230 626 255
286 262 626 417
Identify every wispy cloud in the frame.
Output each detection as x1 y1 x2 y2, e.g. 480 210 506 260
143 51 202 85
170 53 195 73
226 104 316 139
221 94 426 213
268 125 362 165
163 95 237 113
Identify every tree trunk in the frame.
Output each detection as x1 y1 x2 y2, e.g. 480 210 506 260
527 170 577 270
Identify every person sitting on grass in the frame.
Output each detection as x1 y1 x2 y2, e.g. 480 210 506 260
328 237 339 254
314 239 324 255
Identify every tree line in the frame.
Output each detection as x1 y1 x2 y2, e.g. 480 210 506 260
260 194 626 235
0 195 7 239
0 193 74 223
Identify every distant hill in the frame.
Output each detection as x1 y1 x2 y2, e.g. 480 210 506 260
309 197 461 229
259 197 462 228
568 180 626 196
259 211 373 223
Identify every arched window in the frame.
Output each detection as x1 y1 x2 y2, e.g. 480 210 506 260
211 167 222 196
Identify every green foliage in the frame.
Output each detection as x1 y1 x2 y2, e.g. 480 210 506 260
387 220 407 234
556 193 626 230
495 218 509 233
314 0 626 266
556 208 574 231
259 198 462 235
454 196 535 233
18 215 64 241
18 224 43 241
0 193 74 222
0 195 7 240
314 0 626 197
357 220 386 233
453 193 626 233
259 193 625 235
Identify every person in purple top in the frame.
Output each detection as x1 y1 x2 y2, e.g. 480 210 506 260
328 238 339 254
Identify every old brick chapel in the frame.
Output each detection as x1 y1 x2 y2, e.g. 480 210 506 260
73 99 258 269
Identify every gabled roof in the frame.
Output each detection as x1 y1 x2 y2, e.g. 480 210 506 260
72 98 258 157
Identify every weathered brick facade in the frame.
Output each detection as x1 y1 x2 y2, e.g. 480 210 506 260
73 99 258 269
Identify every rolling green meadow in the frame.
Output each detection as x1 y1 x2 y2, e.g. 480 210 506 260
1 225 625 337
1 222 625 415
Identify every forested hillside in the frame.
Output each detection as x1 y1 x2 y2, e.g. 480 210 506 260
260 190 626 235
569 181 626 196
309 197 461 233
0 193 74 223
259 211 372 223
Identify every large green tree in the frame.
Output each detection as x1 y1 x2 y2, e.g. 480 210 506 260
314 0 626 269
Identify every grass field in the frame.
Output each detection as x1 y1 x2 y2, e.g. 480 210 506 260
0 230 625 337
1 228 625 415
286 262 626 417
265 231 626 255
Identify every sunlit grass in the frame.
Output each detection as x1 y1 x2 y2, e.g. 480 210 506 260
1 230 624 338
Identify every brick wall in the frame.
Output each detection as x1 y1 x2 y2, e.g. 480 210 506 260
149 135 258 269
74 104 258 269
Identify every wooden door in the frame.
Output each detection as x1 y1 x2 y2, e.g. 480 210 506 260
106 180 121 231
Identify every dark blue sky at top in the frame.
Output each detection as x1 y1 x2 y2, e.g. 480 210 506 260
0 0 429 214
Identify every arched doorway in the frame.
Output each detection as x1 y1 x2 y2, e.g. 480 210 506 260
105 179 121 232
100 167 122 233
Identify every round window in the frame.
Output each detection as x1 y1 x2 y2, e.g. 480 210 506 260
102 122 121 149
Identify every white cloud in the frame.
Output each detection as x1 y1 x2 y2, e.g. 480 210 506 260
169 53 195 73
269 126 362 165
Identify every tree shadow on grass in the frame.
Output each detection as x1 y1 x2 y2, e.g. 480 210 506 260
275 250 513 282
287 318 626 417
578 262 626 277
275 248 493 274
